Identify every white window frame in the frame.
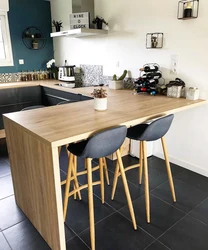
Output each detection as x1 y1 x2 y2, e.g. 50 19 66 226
0 11 13 67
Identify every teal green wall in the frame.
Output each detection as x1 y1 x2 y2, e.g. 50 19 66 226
0 0 54 73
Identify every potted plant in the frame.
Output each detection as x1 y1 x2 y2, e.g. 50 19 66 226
91 88 108 111
52 20 63 32
32 39 39 50
109 70 127 89
92 16 108 29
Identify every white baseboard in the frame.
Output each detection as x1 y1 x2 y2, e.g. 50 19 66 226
153 152 208 177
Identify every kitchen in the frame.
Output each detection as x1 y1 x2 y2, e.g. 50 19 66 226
0 0 208 250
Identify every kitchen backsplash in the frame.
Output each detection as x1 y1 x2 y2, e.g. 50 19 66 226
0 64 135 89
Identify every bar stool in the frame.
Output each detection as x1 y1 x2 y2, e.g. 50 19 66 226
64 126 137 250
21 105 45 111
111 114 176 223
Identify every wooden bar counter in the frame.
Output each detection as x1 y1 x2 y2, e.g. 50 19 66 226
3 83 207 250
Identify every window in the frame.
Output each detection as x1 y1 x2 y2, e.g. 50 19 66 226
0 11 13 66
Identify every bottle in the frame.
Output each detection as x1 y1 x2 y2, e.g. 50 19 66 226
146 72 162 80
140 65 159 72
27 70 32 81
184 2 193 18
33 70 38 81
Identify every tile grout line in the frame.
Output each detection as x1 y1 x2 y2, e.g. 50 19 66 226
1 230 13 250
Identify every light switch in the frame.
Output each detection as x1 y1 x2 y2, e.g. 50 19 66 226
19 59 24 65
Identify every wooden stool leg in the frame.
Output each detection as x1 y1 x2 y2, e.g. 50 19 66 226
87 158 95 250
111 147 123 200
103 157 110 185
63 153 73 221
116 149 137 230
111 160 120 200
142 141 150 223
72 155 82 201
161 137 176 202
139 141 143 185
99 158 105 204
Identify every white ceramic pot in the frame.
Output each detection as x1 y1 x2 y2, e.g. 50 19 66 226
94 97 107 111
32 42 39 50
109 80 124 90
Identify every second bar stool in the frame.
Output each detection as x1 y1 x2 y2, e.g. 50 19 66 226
63 126 137 250
111 114 176 223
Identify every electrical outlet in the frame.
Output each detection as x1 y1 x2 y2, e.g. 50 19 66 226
116 61 120 68
19 59 24 65
170 55 179 74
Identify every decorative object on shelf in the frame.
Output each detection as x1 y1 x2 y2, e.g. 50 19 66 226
109 70 127 90
146 33 163 49
32 40 39 50
186 87 200 100
46 59 58 79
22 26 46 50
91 88 107 111
92 16 108 30
135 63 162 95
166 78 185 98
178 0 199 20
70 12 89 29
52 20 63 32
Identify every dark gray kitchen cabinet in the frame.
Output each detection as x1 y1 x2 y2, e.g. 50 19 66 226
0 86 42 130
0 85 93 130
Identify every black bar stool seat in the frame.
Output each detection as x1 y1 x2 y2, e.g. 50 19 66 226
112 115 176 224
64 126 137 250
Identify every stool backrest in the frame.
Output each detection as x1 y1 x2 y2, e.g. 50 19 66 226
139 114 174 141
21 105 44 111
82 126 127 158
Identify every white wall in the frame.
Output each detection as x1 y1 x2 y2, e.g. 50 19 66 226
51 0 208 176
0 0 9 11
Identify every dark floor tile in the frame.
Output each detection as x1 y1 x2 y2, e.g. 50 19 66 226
0 160 10 178
66 237 89 250
120 195 184 238
3 219 50 250
159 215 208 250
0 232 11 250
152 179 208 213
150 156 185 177
65 224 76 242
79 212 154 250
79 168 144 211
64 190 114 234
145 240 169 250
126 166 168 191
175 169 208 193
60 169 67 182
189 198 208 225
0 175 14 200
0 196 26 230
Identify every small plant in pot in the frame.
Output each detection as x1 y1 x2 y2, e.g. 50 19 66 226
91 88 108 111
52 20 63 32
32 39 39 50
92 16 108 30
109 70 127 89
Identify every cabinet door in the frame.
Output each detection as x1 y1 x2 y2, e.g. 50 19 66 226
0 86 42 106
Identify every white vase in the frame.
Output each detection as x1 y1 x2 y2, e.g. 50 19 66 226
109 80 124 90
94 97 107 111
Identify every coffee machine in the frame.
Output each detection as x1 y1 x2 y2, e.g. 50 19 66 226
58 65 76 87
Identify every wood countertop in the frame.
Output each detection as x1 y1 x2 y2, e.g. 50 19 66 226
3 83 207 147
